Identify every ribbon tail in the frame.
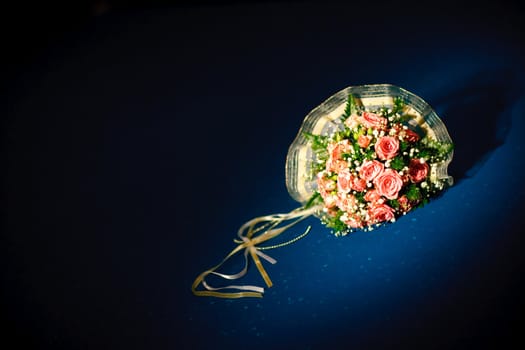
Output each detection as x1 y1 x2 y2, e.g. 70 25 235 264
249 247 273 288
191 205 322 298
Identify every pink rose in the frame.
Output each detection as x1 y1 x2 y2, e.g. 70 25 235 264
325 141 351 173
344 114 360 129
326 158 349 173
343 213 364 228
317 172 336 192
316 172 335 199
359 160 384 182
364 189 381 203
338 169 366 193
408 158 429 183
327 142 338 159
357 134 371 148
337 192 357 212
368 203 395 224
375 136 399 160
359 111 387 129
373 169 404 200
328 140 351 160
351 177 367 192
337 169 352 193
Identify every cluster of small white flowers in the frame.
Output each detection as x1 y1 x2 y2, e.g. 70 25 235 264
409 148 419 157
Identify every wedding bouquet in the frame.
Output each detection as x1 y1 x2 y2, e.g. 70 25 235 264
193 85 454 298
302 94 454 236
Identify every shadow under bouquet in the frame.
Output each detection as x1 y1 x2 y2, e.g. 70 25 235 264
193 84 454 298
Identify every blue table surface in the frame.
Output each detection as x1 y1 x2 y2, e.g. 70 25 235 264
4 1 525 349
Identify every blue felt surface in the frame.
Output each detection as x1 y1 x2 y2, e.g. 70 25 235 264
4 1 525 349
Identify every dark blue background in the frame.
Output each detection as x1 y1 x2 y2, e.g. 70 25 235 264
3 1 525 348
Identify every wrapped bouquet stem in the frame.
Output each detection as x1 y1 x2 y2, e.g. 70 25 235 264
192 84 454 298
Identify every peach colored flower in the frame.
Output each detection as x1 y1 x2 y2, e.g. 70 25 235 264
328 140 351 160
325 140 352 173
364 189 382 203
359 160 384 182
408 158 429 183
357 134 372 148
351 177 367 192
337 169 353 193
375 136 399 160
326 158 349 173
317 172 335 199
336 192 357 212
359 111 387 129
373 169 404 200
368 203 395 223
344 114 360 129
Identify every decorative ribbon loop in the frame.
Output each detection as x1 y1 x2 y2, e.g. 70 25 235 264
191 205 321 298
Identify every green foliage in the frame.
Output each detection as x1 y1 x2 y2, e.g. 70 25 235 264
392 97 405 115
390 156 405 171
418 139 454 163
342 94 359 120
303 132 330 175
405 184 422 202
354 191 365 202
304 191 323 209
304 132 329 153
323 211 347 233
388 199 400 209
364 148 376 160
416 198 430 209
